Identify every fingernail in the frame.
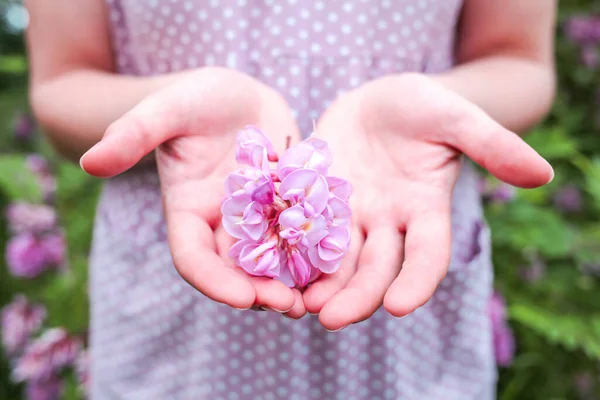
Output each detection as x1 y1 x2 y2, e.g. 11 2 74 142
79 153 89 171
308 312 318 316
261 306 292 313
325 325 348 333
234 306 251 311
547 168 555 184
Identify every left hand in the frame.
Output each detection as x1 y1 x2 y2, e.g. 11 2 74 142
303 73 553 331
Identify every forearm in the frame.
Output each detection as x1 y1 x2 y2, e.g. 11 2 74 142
30 69 192 162
433 55 555 134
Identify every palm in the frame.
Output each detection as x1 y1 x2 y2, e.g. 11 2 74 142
82 68 305 316
304 74 553 330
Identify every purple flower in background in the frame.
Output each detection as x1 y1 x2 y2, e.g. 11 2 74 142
575 372 594 400
1 295 46 356
25 376 63 400
12 113 36 141
489 182 516 203
6 232 66 279
553 185 583 213
565 16 600 44
489 292 516 367
520 251 547 283
76 349 90 397
581 45 599 69
480 177 516 204
25 155 56 204
5 202 58 234
25 155 50 176
493 325 516 368
13 328 81 383
39 177 57 204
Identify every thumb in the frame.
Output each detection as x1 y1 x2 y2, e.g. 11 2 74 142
446 105 553 189
80 91 186 178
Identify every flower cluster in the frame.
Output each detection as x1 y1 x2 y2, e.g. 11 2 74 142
564 15 600 69
222 126 352 287
1 295 88 400
1 295 46 356
26 154 57 204
12 112 36 142
5 202 66 279
489 292 515 367
12 328 81 383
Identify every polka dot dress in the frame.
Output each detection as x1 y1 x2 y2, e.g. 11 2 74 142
90 1 497 399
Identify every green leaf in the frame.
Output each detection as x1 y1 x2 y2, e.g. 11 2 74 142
0 154 41 202
487 202 574 258
0 55 27 74
510 302 600 360
582 158 600 212
524 126 579 160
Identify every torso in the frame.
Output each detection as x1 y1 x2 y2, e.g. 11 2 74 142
89 1 497 399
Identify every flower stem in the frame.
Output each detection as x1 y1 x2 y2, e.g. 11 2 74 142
285 135 291 150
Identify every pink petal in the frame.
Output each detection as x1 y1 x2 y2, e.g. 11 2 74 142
289 249 311 287
327 177 353 202
254 249 280 276
318 243 344 262
237 126 278 161
221 196 251 217
305 174 329 215
224 172 251 197
240 221 268 241
280 169 318 200
241 202 264 224
328 197 352 226
303 214 329 247
239 241 279 277
221 216 246 240
307 246 341 274
239 202 268 241
277 145 314 180
322 226 351 251
279 228 304 245
278 205 308 229
228 239 250 260
276 256 295 287
251 180 275 205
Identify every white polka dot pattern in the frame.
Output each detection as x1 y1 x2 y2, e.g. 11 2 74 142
91 1 496 399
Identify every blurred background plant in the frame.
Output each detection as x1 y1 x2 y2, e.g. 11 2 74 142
0 0 599 399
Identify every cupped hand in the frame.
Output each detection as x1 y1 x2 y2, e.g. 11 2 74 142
80 67 306 318
303 73 553 330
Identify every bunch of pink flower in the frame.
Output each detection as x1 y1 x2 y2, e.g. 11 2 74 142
1 295 88 400
222 127 352 288
5 202 66 279
489 292 515 367
12 328 81 383
1 295 46 356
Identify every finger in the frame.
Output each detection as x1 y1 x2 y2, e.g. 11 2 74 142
384 210 451 317
283 289 307 319
214 224 238 261
250 277 296 313
80 90 188 178
303 225 364 314
446 103 553 188
319 226 403 331
167 209 256 309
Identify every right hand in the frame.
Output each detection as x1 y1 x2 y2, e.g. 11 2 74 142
80 68 306 318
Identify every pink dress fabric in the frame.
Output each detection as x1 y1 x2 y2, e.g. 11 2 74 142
90 1 496 399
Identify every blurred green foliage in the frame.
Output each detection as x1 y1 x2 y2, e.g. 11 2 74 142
0 1 598 399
